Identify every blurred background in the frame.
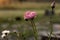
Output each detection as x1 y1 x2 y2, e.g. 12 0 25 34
0 0 60 40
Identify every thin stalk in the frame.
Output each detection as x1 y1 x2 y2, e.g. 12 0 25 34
6 37 8 40
30 19 38 40
49 22 53 40
16 33 20 40
4 36 8 40
49 8 54 40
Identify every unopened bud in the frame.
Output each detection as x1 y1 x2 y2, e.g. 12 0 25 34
51 1 55 8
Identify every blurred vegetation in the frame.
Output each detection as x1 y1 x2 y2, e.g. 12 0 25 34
0 2 60 40
0 2 59 10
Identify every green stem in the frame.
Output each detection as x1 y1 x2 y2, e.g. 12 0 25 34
30 19 38 40
4 36 8 40
49 8 54 40
17 33 19 40
49 23 53 40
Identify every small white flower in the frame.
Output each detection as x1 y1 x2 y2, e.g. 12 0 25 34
2 30 10 34
1 34 6 38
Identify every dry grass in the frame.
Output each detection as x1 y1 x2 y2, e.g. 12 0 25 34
0 2 60 10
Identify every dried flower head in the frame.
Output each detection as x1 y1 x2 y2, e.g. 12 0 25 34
51 1 55 8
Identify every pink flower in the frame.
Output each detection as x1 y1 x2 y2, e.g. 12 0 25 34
24 11 36 20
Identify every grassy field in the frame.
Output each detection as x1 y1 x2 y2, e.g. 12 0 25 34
0 10 59 23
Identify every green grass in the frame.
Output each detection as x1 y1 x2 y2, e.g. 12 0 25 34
0 10 59 23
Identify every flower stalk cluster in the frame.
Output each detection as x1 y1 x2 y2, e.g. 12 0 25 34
24 11 38 40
